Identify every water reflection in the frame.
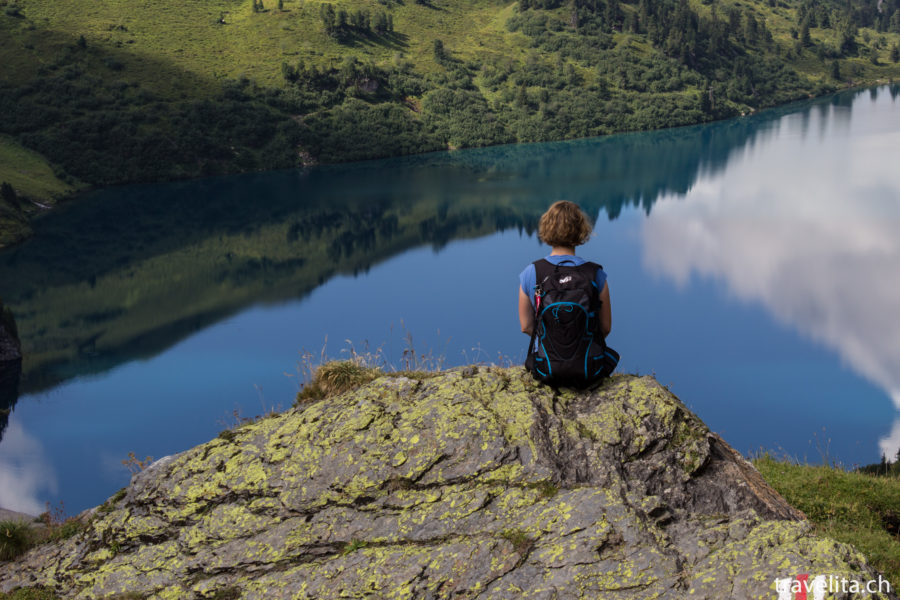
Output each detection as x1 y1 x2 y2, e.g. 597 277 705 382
0 86 895 458
0 86 898 512
0 359 21 443
641 93 900 458
0 89 877 399
0 419 57 515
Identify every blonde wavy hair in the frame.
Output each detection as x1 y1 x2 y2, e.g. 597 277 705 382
537 201 593 248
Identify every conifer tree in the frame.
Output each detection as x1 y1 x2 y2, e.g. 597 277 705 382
433 39 446 62
800 19 812 46
320 3 336 34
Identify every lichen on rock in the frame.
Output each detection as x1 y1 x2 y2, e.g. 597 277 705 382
0 368 893 599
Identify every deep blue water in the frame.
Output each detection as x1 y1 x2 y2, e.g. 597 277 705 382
2 86 900 516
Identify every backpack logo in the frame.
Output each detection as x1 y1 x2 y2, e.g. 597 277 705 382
558 276 572 284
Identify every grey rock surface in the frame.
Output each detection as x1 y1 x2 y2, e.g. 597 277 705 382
0 368 893 599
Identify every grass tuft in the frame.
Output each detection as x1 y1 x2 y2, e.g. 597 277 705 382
499 528 535 555
1 501 90 562
340 539 369 555
526 479 559 499
0 520 36 561
295 360 381 405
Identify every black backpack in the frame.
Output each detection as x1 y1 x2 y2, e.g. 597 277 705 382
524 259 619 387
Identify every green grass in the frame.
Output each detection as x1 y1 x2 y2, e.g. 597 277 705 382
0 0 525 93
0 135 80 247
340 539 369 555
0 136 76 204
0 520 36 562
499 528 535 554
0 507 89 564
0 588 60 600
755 454 900 585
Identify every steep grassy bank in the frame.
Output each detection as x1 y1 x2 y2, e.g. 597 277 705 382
0 139 66 246
754 455 900 587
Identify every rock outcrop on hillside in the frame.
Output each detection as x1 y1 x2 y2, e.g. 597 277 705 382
0 368 891 599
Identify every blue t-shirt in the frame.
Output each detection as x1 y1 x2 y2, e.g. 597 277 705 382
519 255 607 308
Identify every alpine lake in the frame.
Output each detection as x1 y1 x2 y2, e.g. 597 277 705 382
2 85 900 516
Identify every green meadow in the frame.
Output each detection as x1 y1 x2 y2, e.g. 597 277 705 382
755 455 900 587
2 0 900 245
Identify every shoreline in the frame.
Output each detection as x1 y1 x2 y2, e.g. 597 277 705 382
0 78 893 251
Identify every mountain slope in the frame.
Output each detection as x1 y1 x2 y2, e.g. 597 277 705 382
1 0 900 243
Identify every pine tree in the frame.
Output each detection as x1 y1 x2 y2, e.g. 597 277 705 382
374 11 388 34
320 3 336 34
800 19 812 46
831 59 841 79
699 87 711 113
433 39 446 62
891 43 900 62
839 24 857 55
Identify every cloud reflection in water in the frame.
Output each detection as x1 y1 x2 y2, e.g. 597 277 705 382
0 419 58 515
641 99 900 460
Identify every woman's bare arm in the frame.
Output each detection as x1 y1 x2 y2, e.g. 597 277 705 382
599 281 611 338
519 287 535 335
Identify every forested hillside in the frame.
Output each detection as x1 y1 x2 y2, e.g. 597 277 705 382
1 0 899 242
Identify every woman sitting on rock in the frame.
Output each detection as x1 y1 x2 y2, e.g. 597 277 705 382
518 200 617 387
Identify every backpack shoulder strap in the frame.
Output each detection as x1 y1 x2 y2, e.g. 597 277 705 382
533 258 553 288
525 259 553 367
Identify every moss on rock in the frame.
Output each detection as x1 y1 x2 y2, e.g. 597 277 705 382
0 369 892 599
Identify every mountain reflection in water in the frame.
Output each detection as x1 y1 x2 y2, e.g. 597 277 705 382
0 90 822 396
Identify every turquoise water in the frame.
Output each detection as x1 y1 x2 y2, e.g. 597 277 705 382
1 86 899 515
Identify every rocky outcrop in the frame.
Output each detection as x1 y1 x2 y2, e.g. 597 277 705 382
0 368 891 599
